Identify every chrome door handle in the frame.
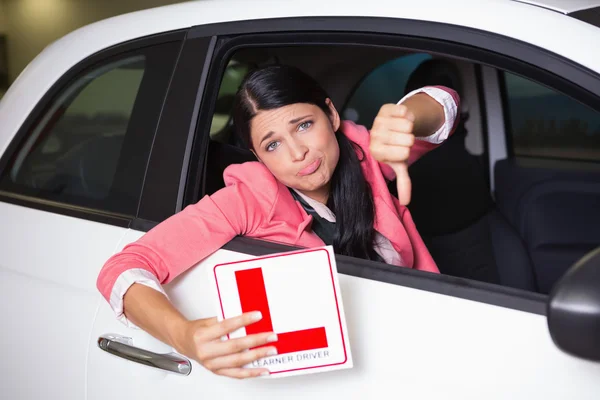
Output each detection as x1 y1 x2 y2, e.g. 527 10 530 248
97 334 192 376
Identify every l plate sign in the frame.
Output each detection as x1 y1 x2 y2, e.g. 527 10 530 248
213 246 353 378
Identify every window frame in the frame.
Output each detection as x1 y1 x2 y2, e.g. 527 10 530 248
0 30 186 227
143 16 600 315
133 35 217 226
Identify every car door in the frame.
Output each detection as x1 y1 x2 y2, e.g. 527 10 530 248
0 33 183 399
86 18 600 400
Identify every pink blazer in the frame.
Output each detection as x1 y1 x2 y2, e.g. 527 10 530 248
97 88 460 302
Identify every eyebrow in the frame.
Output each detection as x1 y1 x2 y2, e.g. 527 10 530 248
259 131 276 146
259 114 313 145
289 114 312 125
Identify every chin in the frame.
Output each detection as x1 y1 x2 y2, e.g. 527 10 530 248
304 176 330 193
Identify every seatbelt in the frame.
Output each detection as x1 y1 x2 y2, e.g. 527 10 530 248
289 189 336 246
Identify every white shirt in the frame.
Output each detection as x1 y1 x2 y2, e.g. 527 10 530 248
291 188 404 265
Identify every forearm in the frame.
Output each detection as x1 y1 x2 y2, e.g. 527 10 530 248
123 283 189 350
401 92 445 137
123 283 278 380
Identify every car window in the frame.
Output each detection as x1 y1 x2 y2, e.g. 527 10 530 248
503 72 600 161
0 40 180 216
0 57 144 212
342 53 432 128
193 35 600 298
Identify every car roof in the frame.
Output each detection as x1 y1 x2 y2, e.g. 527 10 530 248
16 0 600 78
2 0 600 155
28 0 600 57
511 0 600 13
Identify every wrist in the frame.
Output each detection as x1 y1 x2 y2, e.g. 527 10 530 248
165 314 191 352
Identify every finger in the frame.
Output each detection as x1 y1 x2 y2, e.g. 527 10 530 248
374 117 414 136
198 332 278 360
393 162 412 206
379 103 415 121
377 103 401 118
372 111 413 131
195 317 218 327
369 144 411 164
380 132 415 147
396 105 416 122
201 311 263 341
204 345 278 371
214 367 270 379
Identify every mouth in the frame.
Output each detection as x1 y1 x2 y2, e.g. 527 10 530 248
298 158 322 176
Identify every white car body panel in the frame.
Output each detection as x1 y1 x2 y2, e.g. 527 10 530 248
87 232 600 399
0 201 128 399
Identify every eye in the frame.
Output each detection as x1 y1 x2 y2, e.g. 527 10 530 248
266 141 280 152
298 120 313 131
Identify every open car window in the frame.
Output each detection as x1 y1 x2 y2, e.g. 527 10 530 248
192 37 600 297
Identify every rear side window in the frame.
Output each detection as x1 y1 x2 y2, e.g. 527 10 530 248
504 72 600 161
0 41 180 215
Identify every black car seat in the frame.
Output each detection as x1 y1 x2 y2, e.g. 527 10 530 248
493 158 600 293
402 59 537 290
204 139 256 195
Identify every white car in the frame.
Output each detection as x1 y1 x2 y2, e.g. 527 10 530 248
1 0 600 398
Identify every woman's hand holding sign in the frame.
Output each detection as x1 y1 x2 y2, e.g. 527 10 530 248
369 93 445 205
174 312 278 379
123 283 276 379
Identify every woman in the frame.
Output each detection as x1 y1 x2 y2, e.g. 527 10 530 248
97 65 460 379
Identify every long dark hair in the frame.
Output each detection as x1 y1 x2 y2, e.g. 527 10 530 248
233 65 383 262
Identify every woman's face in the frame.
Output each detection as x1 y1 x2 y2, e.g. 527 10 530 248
250 100 341 203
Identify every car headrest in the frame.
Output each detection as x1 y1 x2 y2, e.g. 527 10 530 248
405 59 463 96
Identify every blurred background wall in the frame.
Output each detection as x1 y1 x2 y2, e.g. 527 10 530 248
0 1 6 32
0 0 189 96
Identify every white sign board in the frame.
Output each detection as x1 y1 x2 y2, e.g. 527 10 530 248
212 246 353 378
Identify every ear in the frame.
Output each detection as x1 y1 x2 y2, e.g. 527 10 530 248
251 149 263 163
325 98 341 132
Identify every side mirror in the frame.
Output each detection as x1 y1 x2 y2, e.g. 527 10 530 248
548 247 600 362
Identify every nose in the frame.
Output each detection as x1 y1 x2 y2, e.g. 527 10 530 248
288 137 308 162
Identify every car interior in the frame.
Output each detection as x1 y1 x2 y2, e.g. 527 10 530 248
203 44 600 296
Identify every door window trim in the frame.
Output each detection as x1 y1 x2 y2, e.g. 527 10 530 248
188 17 600 103
0 30 186 227
223 237 547 316
135 35 217 224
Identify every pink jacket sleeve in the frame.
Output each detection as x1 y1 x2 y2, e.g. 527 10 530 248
96 162 277 302
378 85 461 181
